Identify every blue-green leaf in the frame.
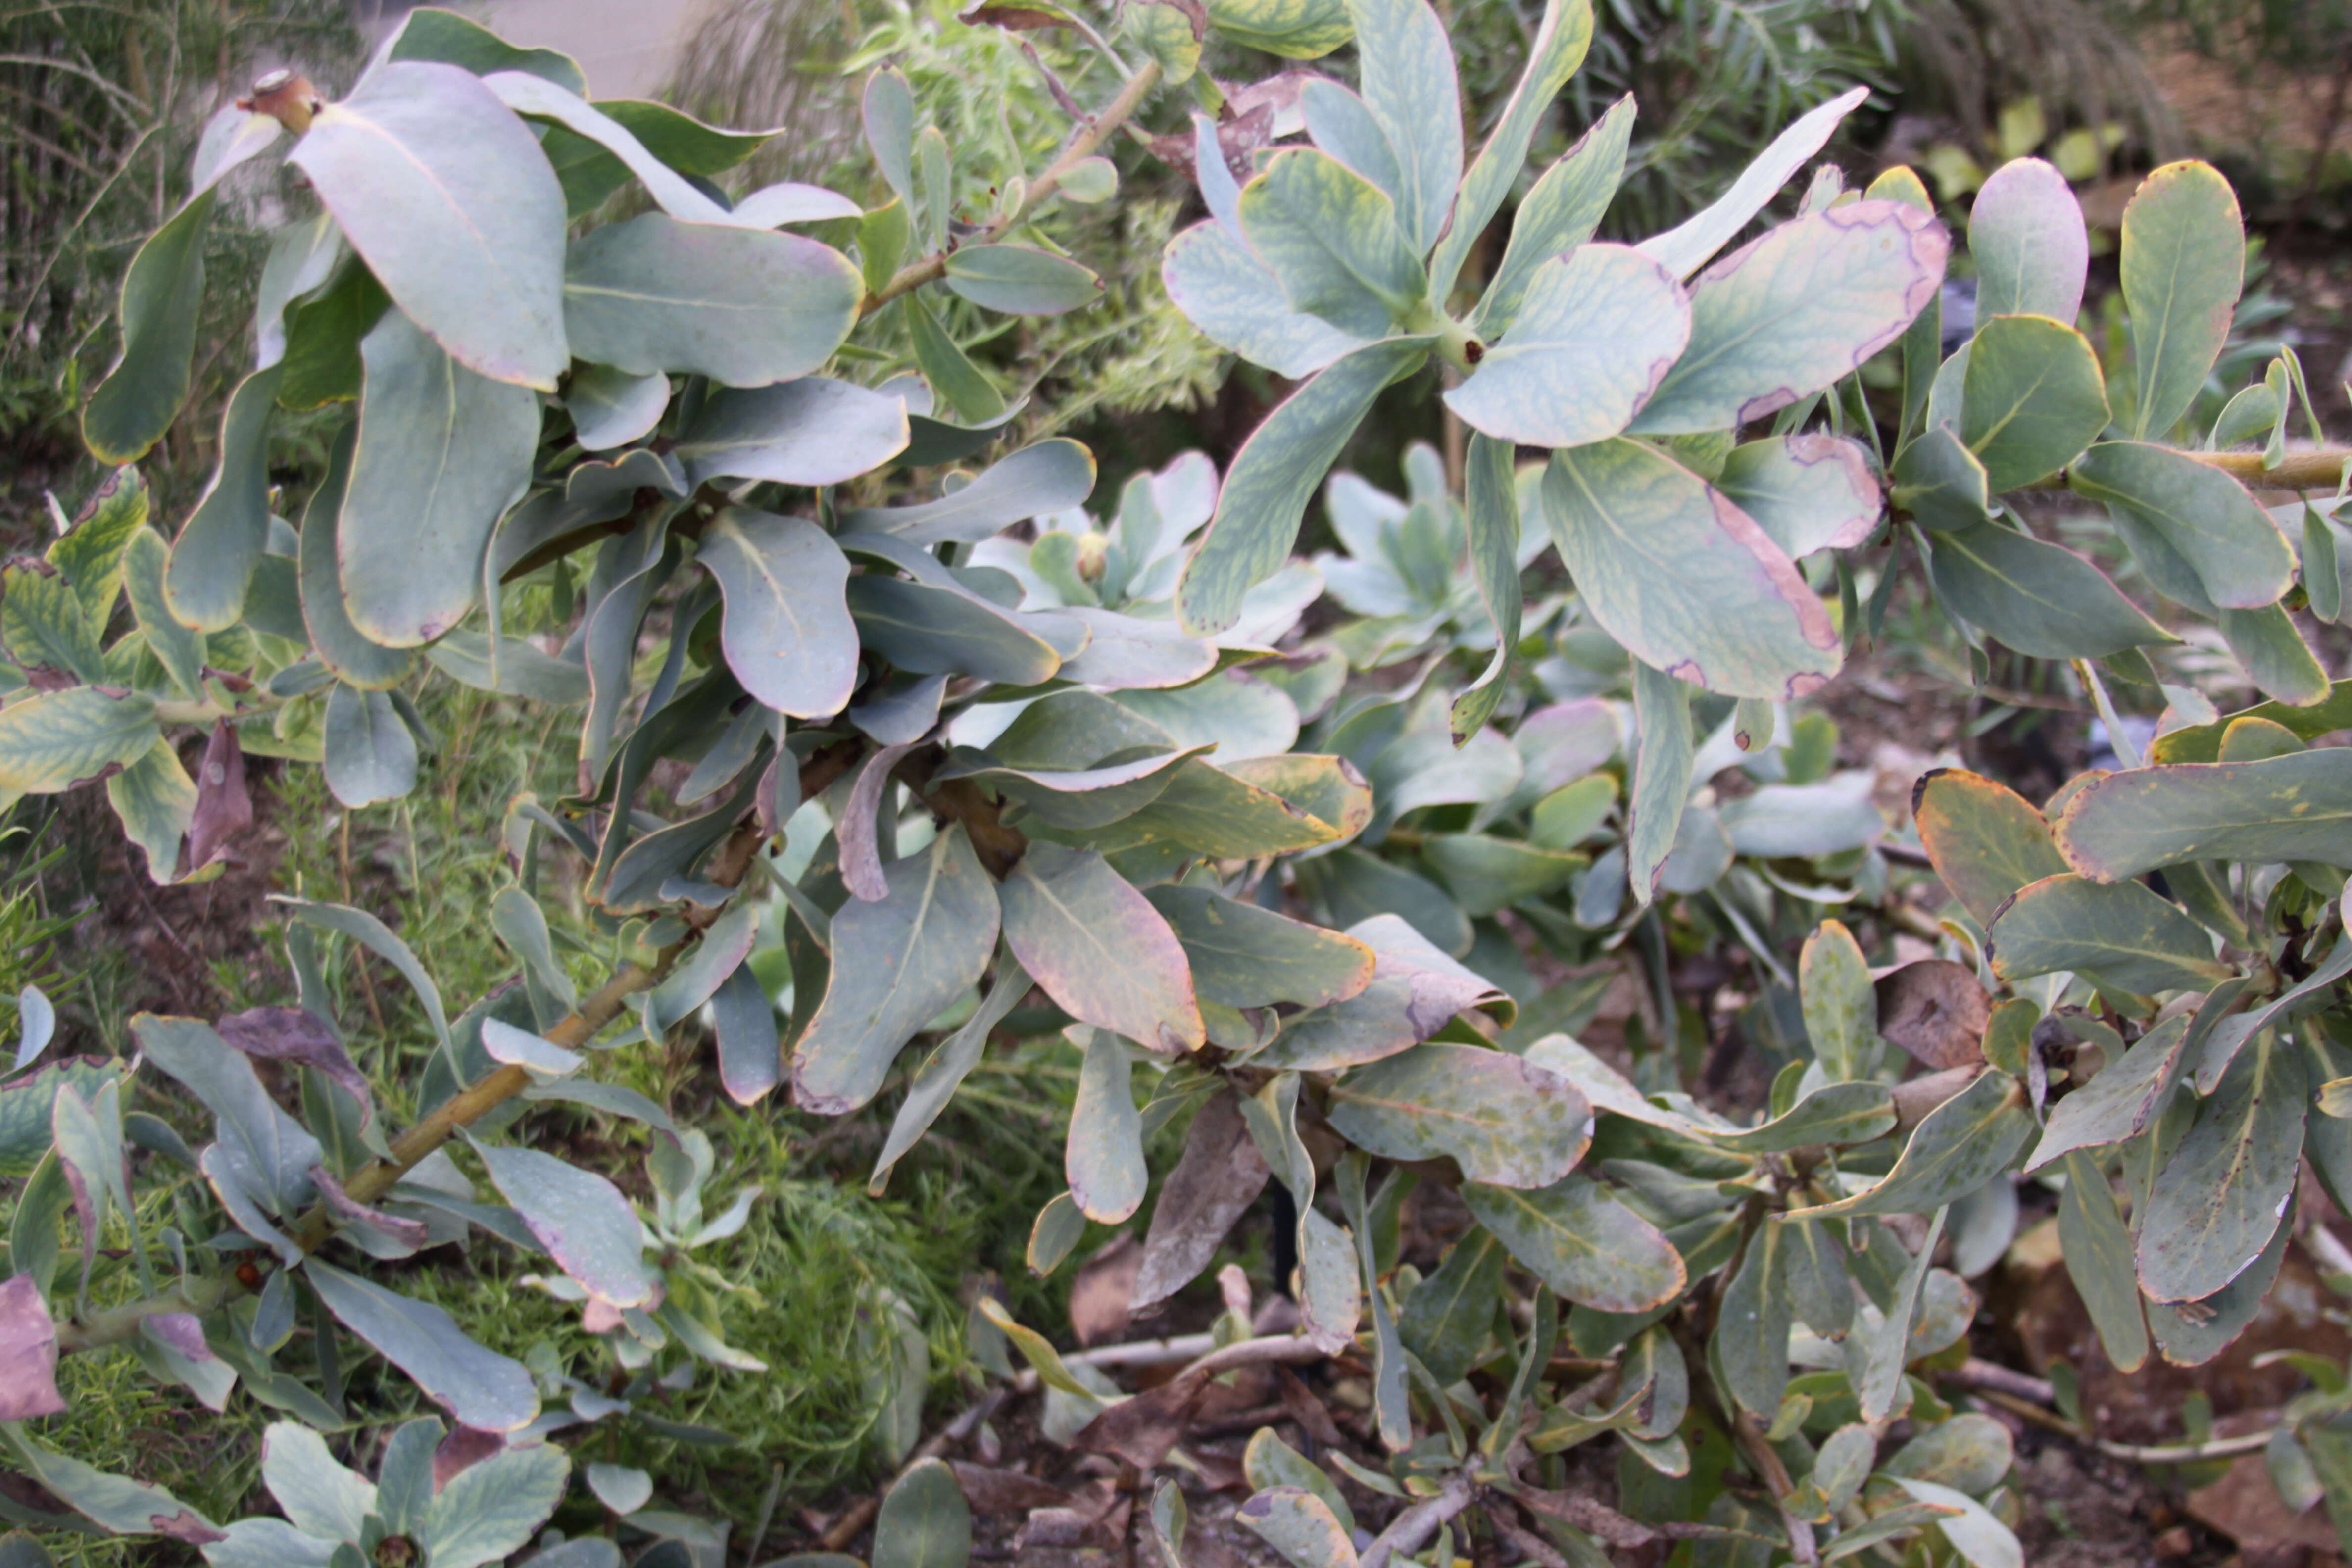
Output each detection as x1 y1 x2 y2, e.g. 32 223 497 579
699 508 858 718
419 1442 569 1568
1462 1175 1685 1312
1477 95 1633 333
1001 846 1204 1052
1959 314 2109 492
165 363 285 633
2120 161 2243 441
472 1137 658 1307
563 213 861 386
1444 244 1688 447
1715 434 1881 559
1636 86 1867 279
322 685 419 808
84 108 282 463
1968 157 2088 323
2137 1026 2304 1303
1238 148 1428 337
1449 433 1521 737
843 439 1096 544
1431 0 1594 297
299 424 413 691
384 8 587 93
2070 441 2296 611
1919 521 2176 659
305 1256 539 1430
792 828 1000 1115
1162 220 1369 378
944 244 1103 315
1986 873 2229 993
1344 0 1461 251
1631 201 1948 434
290 62 569 390
1543 439 1841 699
338 309 538 646
676 379 911 487
1300 80 1403 212
1176 338 1428 636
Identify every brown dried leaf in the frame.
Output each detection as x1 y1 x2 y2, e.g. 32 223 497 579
2185 1449 2341 1558
1275 1367 1343 1449
947 1463 1071 1515
1877 959 1990 1070
186 722 252 873
1071 1367 1210 1470
1070 1233 1141 1347
1133 1089 1272 1315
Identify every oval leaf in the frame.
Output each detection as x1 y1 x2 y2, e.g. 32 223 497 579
1461 1174 1685 1313
290 61 568 389
1542 439 1840 700
1443 244 1690 447
1326 1042 1592 1188
1629 200 1947 433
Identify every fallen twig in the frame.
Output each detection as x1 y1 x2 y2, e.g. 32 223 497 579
1949 1358 2057 1407
1493 1509 1574 1568
1967 1386 2278 1465
1359 1468 1478 1568
1007 1331 1325 1393
2301 1219 2352 1282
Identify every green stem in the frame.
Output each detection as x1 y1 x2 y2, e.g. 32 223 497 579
859 59 1162 318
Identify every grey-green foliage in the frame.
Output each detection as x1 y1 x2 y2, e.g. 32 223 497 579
9 0 2352 1563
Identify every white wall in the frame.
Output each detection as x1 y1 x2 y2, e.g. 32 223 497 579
363 0 700 99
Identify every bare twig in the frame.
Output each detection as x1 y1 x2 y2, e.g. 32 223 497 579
2020 448 2352 493
1007 1331 1327 1393
1726 1405 1821 1567
2095 1430 2278 1464
1965 1386 2278 1465
1181 1334 1332 1380
1948 1358 2056 1407
1492 1510 1574 1568
1359 1468 1479 1568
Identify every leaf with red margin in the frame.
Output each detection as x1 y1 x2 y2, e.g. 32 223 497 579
0 1422 223 1542
1443 244 1690 448
1001 846 1204 1052
1542 439 1840 700
218 1006 372 1127
1714 433 1883 559
1629 200 1948 435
